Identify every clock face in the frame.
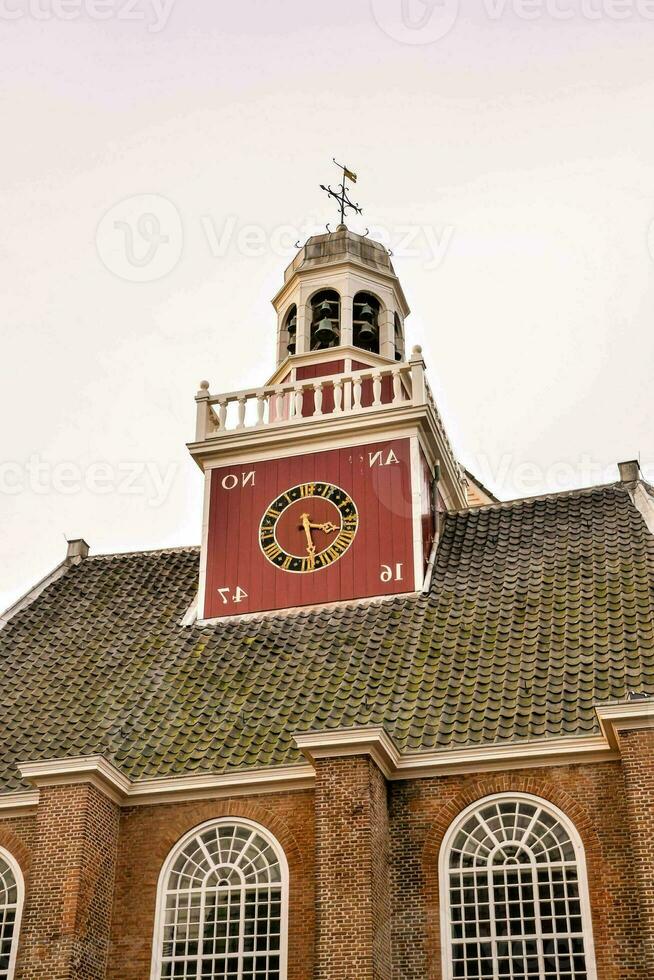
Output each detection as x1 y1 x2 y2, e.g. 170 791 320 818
202 439 434 619
259 482 359 573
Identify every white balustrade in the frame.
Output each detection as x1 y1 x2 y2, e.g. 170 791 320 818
194 360 428 442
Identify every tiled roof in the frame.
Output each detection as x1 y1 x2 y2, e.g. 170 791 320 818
1 482 654 792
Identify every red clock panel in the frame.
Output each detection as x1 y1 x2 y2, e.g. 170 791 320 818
203 438 423 619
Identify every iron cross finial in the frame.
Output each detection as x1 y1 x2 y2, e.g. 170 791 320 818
320 158 362 227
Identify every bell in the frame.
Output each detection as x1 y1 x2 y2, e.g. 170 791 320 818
318 299 333 316
357 321 377 345
287 341 296 354
314 316 338 345
358 302 375 321
287 315 297 335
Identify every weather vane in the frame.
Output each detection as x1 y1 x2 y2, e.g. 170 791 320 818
320 158 362 226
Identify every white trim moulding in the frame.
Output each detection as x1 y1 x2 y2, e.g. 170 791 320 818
2 702 651 815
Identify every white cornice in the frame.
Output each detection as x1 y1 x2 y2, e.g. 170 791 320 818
394 734 618 777
293 727 621 780
12 757 315 809
0 790 39 817
126 765 315 806
18 756 131 805
596 700 654 750
271 258 410 317
5 705 652 816
294 727 401 780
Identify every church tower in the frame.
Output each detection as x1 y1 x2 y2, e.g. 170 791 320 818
188 223 468 620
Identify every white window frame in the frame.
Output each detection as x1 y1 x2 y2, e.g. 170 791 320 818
149 816 289 980
438 792 598 980
0 845 24 980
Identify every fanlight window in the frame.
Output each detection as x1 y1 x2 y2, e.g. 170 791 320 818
310 289 340 350
0 850 22 980
154 820 287 980
442 796 596 980
353 292 380 354
284 305 297 355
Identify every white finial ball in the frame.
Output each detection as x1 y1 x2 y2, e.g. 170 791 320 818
412 345 423 355
200 380 210 390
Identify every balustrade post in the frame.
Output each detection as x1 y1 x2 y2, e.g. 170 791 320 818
274 388 284 422
372 372 382 407
333 379 343 414
236 396 247 429
217 398 228 430
410 345 426 405
353 376 362 410
256 391 266 427
392 368 402 405
294 384 304 418
194 381 211 440
313 382 323 417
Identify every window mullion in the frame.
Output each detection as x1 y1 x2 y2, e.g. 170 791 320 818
488 862 500 980
237 877 246 980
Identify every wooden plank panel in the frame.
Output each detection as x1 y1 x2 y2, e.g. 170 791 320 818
203 438 416 618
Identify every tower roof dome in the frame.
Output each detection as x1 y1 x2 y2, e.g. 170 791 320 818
283 225 396 285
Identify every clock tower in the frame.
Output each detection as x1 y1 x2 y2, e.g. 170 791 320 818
188 224 468 620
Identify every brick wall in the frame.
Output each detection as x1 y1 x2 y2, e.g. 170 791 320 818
14 783 120 980
389 762 643 980
1 755 650 979
107 789 315 980
0 813 35 885
618 728 654 976
314 755 391 980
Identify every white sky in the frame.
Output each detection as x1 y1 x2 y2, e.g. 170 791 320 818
2 0 654 610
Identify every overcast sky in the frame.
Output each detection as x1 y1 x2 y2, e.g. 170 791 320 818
2 0 654 610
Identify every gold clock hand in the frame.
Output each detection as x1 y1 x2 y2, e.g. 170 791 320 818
300 513 314 552
309 521 339 534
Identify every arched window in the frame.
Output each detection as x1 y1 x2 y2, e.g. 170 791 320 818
0 847 23 980
393 312 405 361
353 292 380 354
310 289 340 350
440 794 597 980
283 305 297 355
151 819 288 980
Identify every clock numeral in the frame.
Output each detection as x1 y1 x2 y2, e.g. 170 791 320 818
369 449 400 468
299 483 316 497
262 541 282 561
380 563 404 583
217 586 249 605
221 471 256 490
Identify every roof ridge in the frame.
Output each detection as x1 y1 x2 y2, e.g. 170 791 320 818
86 545 200 562
449 479 628 516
